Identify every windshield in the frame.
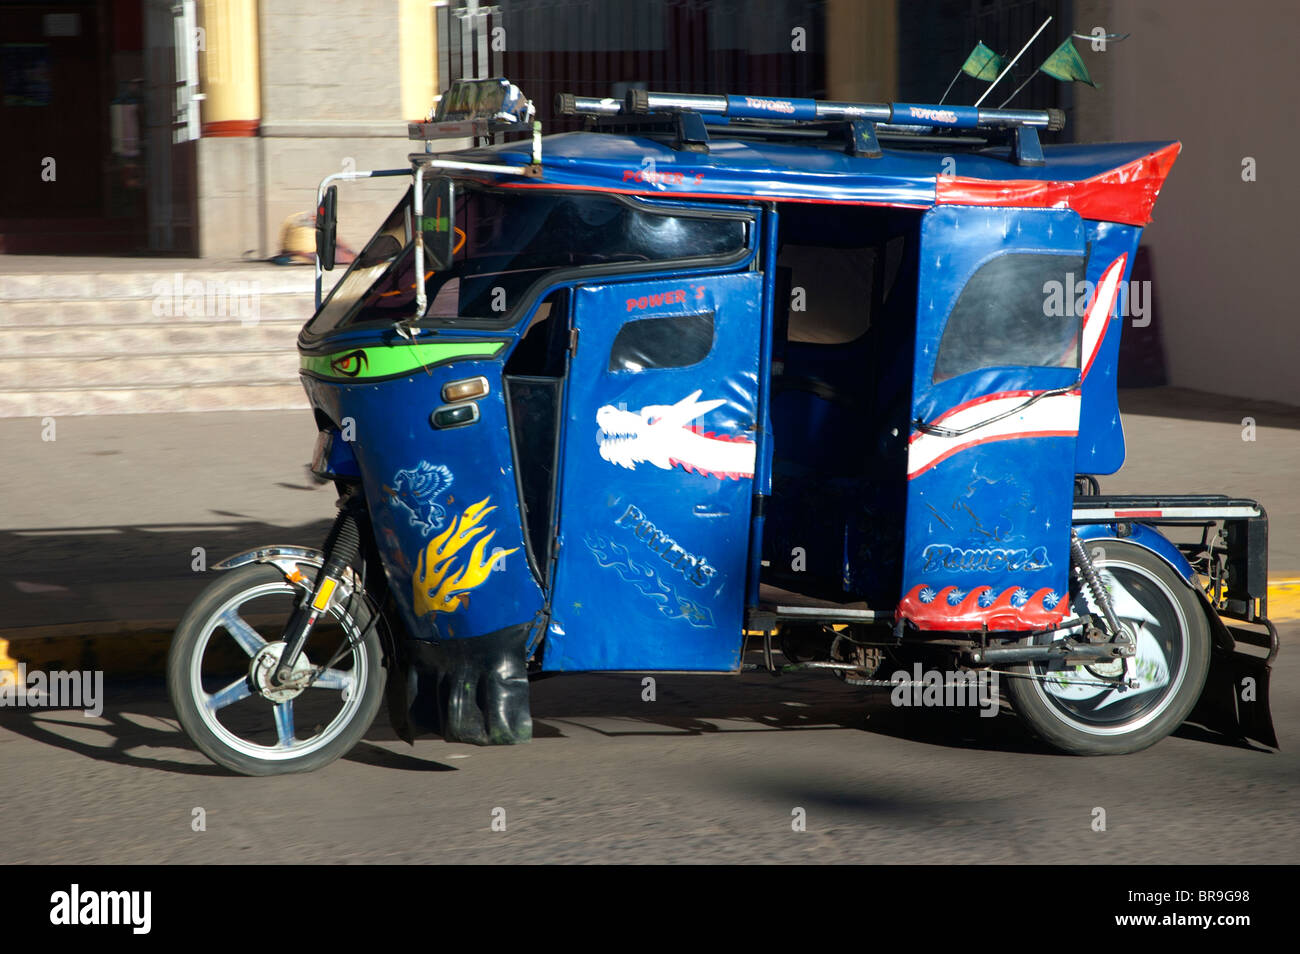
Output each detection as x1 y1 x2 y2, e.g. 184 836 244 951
306 179 749 337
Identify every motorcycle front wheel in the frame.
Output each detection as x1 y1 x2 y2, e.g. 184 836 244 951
167 562 386 776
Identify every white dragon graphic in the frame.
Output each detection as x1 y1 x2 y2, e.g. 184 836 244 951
595 390 755 479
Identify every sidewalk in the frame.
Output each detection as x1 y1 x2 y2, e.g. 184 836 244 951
0 255 299 273
0 387 1297 674
0 409 332 672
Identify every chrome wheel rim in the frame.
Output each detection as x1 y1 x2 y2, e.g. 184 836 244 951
187 581 367 761
1029 559 1189 736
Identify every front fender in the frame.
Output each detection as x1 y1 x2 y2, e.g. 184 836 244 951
212 544 363 591
1072 522 1196 584
213 545 328 574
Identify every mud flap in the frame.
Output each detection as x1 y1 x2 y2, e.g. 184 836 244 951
1188 624 1278 749
383 639 415 746
409 623 533 745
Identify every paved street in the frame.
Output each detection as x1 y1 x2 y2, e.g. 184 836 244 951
0 387 1297 863
1 655 1297 865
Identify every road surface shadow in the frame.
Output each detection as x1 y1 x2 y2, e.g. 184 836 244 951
0 676 457 776
3 672 1266 775
529 671 1271 754
0 518 334 633
1173 721 1275 753
528 671 1055 754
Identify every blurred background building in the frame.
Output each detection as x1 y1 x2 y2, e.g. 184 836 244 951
1 0 1296 406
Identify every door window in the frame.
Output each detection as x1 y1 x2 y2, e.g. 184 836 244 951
932 252 1086 383
608 313 715 372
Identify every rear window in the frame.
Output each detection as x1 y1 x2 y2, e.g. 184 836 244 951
933 252 1086 383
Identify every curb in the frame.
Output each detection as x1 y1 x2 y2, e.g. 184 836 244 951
0 638 20 677
0 621 175 678
1267 579 1300 627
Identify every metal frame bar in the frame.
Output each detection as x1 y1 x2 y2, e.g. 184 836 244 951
1071 494 1263 524
408 155 542 315
565 89 1063 131
1073 505 1262 522
313 153 541 313
313 168 411 310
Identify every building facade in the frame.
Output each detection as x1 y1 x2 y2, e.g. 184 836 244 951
2 0 1296 406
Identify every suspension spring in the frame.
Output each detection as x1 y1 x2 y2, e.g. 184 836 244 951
1069 529 1125 640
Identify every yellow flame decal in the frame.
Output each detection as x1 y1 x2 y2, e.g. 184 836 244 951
412 496 518 616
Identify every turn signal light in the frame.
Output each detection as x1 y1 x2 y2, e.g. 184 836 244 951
431 403 480 429
441 376 489 403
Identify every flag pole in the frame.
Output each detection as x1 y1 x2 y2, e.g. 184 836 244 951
998 69 1039 108
974 15 1052 107
938 64 963 105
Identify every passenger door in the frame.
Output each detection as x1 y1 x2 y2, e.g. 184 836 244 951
900 206 1092 631
544 272 763 671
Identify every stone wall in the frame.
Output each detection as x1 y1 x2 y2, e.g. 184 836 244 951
1072 0 1300 406
197 0 433 259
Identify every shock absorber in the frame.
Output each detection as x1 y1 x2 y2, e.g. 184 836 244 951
273 504 363 685
1069 529 1128 646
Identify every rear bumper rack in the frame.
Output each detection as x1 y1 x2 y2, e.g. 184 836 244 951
1072 492 1269 625
1071 493 1263 524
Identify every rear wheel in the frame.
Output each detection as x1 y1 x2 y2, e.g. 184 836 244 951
167 562 386 776
1003 541 1210 755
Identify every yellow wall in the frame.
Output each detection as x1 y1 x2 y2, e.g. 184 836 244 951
197 0 261 126
399 0 437 121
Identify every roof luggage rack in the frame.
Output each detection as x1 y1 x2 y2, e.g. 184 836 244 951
557 89 1066 166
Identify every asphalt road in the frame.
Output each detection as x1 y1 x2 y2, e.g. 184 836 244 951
1 388 1297 864
1 647 1296 864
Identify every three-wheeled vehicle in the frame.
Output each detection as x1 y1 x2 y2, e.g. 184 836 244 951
167 78 1278 775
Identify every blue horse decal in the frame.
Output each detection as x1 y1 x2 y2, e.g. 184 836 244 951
386 461 454 535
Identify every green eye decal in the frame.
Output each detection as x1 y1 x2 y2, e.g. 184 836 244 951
301 341 507 382
330 349 369 377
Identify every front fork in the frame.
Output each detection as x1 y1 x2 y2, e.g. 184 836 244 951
273 497 365 686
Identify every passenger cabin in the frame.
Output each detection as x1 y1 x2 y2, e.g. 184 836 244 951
419 94 1178 626
306 83 1179 654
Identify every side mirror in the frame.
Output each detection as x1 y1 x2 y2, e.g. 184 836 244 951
422 177 456 272
316 185 338 271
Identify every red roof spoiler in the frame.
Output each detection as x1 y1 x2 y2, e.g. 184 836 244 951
934 141 1181 226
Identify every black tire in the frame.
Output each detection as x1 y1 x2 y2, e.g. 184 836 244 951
1003 540 1210 755
167 562 386 776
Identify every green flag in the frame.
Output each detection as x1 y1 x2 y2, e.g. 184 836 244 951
960 42 1004 82
1039 38 1097 87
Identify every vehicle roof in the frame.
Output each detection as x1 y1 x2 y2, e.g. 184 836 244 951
456 131 1180 226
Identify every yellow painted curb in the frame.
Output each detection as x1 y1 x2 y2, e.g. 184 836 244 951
0 638 19 676
1268 579 1300 623
0 623 175 678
